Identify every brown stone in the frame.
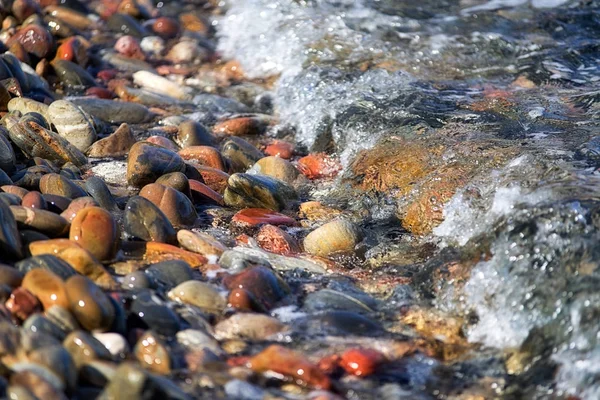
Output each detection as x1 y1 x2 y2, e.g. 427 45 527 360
213 116 269 137
65 275 115 332
139 183 197 227
134 331 171 375
143 242 207 269
187 163 229 194
179 146 226 171
21 269 69 310
87 123 136 158
256 224 300 255
39 173 87 199
69 206 119 262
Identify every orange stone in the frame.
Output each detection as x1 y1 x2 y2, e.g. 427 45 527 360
179 146 226 171
264 141 294 159
213 117 267 137
69 207 119 262
248 345 331 389
339 348 386 377
143 242 207 269
297 153 341 180
232 208 297 227
21 269 69 310
189 179 224 205
187 163 229 194
255 224 300 255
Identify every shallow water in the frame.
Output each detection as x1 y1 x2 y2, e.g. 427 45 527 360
217 0 600 398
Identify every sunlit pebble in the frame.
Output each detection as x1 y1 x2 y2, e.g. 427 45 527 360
114 35 144 59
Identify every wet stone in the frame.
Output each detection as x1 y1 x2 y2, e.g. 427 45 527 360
214 313 288 340
21 269 69 311
176 230 227 257
124 196 177 244
168 281 226 314
84 176 119 212
70 98 153 125
139 183 198 227
224 173 298 211
134 331 171 375
23 314 68 340
145 260 194 291
130 291 181 337
303 289 375 314
176 120 215 148
21 191 46 209
69 206 119 262
127 142 186 188
155 172 191 198
87 123 136 158
0 199 23 260
39 173 87 199
250 156 300 184
231 208 298 227
60 196 98 222
47 100 97 152
65 276 115 332
221 137 264 172
63 330 113 368
16 255 77 280
122 271 154 290
222 266 289 311
303 219 362 257
255 224 301 255
5 287 41 322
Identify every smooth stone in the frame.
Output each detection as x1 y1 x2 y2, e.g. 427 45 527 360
179 146 226 171
70 97 153 124
7 121 87 167
167 281 226 314
176 230 226 257
2 185 29 199
127 142 186 188
21 191 46 209
9 371 66 400
307 311 384 336
85 176 119 212
19 113 50 131
224 380 266 400
21 269 69 310
47 100 97 151
0 199 23 260
134 331 171 375
130 291 181 337
145 260 193 290
189 179 224 205
5 287 42 322
0 128 16 173
303 219 362 257
63 330 112 368
143 243 207 268
39 173 87 199
124 196 177 244
51 59 97 91
0 264 23 287
155 172 191 197
30 240 117 289
79 360 117 388
27 344 76 389
107 13 148 37
65 276 115 332
122 271 154 290
189 164 229 194
133 71 192 101
92 333 129 358
224 246 328 274
60 196 98 222
69 206 119 262
221 137 264 172
176 120 214 147
10 206 70 236
23 314 67 340
303 289 375 314
87 123 136 158
227 288 265 313
45 305 80 335
100 363 169 400
16 255 76 280
213 116 269 137
0 192 21 206
250 156 299 184
222 266 289 311
214 313 288 340
146 135 179 151
231 208 297 227
0 168 12 186
7 98 49 121
42 194 71 213
224 173 298 211
175 329 222 356
139 183 197 227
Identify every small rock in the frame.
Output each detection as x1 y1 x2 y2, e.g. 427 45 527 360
339 348 386 377
256 224 300 255
176 230 227 257
124 196 177 244
65 276 115 332
168 281 226 314
224 173 297 211
139 183 198 227
87 123 136 158
127 142 186 188
303 219 362 257
69 206 119 262
134 331 171 375
250 156 299 184
214 313 287 340
21 269 69 311
145 260 194 290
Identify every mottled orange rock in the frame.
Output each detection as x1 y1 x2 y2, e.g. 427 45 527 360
143 242 207 269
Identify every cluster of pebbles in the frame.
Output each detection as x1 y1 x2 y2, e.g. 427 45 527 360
0 0 444 400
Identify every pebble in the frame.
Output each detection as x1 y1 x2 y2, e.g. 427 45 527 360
248 345 331 389
21 269 69 310
297 153 341 180
27 345 77 389
143 242 207 268
122 271 154 290
232 208 298 227
189 164 229 194
250 156 299 184
189 180 224 205
63 330 113 367
213 116 268 137
126 142 186 188
146 135 180 151
114 35 144 59
133 71 192 101
256 224 301 255
69 206 119 262
16 254 77 280
264 140 294 159
39 173 87 199
179 146 225 170
339 348 386 377
84 176 119 212
176 230 227 257
168 281 226 314
7 24 54 58
145 260 194 290
139 183 198 227
166 40 201 64
124 196 177 244
65 276 115 332
59 196 98 222
224 173 298 211
86 123 136 158
71 97 153 124
0 131 16 173
0 199 23 260
221 137 264 172
303 289 374 314
130 291 181 337
222 266 289 311
21 191 46 209
155 172 191 198
10 206 70 236
214 313 288 340
5 287 41 322
9 370 67 400
303 219 362 257
47 100 97 152
134 331 171 375
51 59 97 91
92 332 129 358
0 264 23 287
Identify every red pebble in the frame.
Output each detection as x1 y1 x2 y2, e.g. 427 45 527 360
189 179 224 206
96 69 118 81
5 287 41 322
232 208 297 227
114 35 144 59
85 87 115 99
255 224 300 255
145 135 179 151
317 354 342 375
297 153 341 180
264 140 294 159
227 288 266 313
21 191 46 209
152 17 179 39
339 348 386 377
